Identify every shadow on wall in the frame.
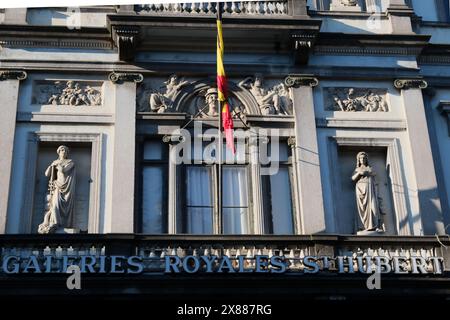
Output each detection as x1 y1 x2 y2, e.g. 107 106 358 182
418 187 447 235
26 8 71 26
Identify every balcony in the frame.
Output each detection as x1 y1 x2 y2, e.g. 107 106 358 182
109 1 319 63
135 2 290 17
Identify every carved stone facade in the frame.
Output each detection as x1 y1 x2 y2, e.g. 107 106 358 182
1 2 450 302
33 80 102 106
326 88 389 112
137 74 292 116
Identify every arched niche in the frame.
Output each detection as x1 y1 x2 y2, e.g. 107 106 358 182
172 79 261 115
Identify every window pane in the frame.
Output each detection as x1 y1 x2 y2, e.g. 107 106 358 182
222 167 248 207
187 208 213 234
222 167 248 234
142 167 164 233
186 166 212 206
269 167 294 234
266 142 290 162
144 141 164 160
223 208 248 234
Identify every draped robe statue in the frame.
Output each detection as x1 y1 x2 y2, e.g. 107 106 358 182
38 145 76 234
351 152 383 233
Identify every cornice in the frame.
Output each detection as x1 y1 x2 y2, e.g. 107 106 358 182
314 33 431 57
419 44 450 65
0 25 113 50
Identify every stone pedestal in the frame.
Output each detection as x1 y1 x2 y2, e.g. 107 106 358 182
387 0 414 33
285 75 326 234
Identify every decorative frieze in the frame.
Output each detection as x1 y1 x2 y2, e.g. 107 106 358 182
326 88 389 112
137 75 292 116
238 74 292 115
394 79 428 90
0 70 27 81
0 39 113 50
33 80 102 106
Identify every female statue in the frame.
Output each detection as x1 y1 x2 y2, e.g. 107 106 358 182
38 145 76 234
352 151 383 233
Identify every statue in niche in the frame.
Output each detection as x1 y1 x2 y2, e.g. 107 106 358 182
149 74 189 113
352 152 384 234
238 74 292 115
38 145 76 234
331 88 388 112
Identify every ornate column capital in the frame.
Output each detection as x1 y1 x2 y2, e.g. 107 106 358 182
285 75 319 88
394 79 428 90
109 72 143 84
0 70 27 81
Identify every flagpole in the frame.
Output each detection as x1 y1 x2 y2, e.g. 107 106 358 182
217 2 223 235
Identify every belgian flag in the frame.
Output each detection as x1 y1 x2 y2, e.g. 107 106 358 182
216 3 235 154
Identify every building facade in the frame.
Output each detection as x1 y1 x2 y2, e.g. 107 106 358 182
0 0 449 300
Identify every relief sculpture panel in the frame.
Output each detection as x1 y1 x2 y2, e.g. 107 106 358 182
326 87 389 112
33 80 102 106
137 74 292 116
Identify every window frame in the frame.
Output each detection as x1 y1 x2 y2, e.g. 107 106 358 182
181 137 251 234
138 137 169 234
261 140 296 235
